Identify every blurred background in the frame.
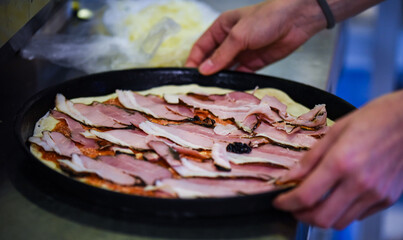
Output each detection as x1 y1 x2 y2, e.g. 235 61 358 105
0 0 402 240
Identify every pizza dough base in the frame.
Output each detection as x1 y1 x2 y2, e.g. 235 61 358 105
30 84 334 183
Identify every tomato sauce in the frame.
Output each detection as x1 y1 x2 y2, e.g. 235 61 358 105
31 93 245 198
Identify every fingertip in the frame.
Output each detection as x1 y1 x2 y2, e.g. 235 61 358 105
184 61 197 68
277 164 305 183
273 194 286 209
199 59 216 75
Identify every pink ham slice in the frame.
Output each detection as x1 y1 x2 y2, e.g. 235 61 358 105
241 96 286 124
55 94 147 128
212 142 298 169
254 122 318 149
50 110 98 148
148 141 182 167
171 92 328 134
175 92 258 121
98 154 172 185
255 143 306 159
179 92 260 113
29 131 81 157
213 124 245 136
58 154 136 185
170 92 285 132
145 135 209 159
148 141 286 180
289 104 327 128
116 90 194 121
152 178 277 198
87 129 150 150
177 158 287 180
139 121 266 150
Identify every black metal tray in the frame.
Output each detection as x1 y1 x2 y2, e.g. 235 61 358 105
15 68 355 217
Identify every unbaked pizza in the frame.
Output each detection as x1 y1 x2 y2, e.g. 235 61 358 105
28 84 331 198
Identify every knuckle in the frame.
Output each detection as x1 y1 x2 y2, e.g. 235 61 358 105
220 10 234 19
228 28 247 49
370 188 385 202
332 157 351 175
355 174 373 193
384 192 398 206
334 223 347 231
294 192 315 208
313 216 332 229
331 151 360 176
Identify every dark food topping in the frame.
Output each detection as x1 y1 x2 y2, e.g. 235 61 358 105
226 142 252 154
169 147 180 160
189 115 216 127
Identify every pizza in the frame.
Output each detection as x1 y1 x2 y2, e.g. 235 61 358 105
28 84 332 198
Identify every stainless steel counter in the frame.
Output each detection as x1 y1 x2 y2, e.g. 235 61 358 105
0 1 339 239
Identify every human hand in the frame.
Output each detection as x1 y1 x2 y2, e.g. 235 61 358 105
273 90 403 229
185 0 327 75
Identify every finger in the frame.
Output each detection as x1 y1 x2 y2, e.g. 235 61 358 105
235 65 255 73
185 30 224 68
234 48 271 72
358 171 403 220
273 123 353 212
199 24 247 75
359 157 403 220
186 11 239 68
234 41 298 72
274 154 340 211
357 201 390 220
278 116 350 184
293 179 363 229
333 196 382 230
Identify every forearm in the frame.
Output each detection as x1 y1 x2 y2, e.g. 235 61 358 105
295 0 385 34
328 0 384 22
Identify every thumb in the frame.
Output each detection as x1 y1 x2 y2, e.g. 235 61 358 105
199 30 244 75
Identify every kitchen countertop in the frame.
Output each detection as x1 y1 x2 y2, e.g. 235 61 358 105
0 1 339 239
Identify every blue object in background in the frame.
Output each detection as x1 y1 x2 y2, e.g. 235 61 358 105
325 1 402 239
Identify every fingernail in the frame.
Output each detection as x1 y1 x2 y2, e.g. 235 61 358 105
199 59 214 74
184 62 195 68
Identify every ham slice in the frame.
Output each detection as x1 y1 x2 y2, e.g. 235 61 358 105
289 104 327 128
87 129 150 150
140 121 266 150
173 92 258 120
213 123 247 136
116 90 194 121
256 143 306 159
148 140 181 167
212 142 297 169
50 110 98 148
140 121 213 149
29 131 81 157
110 146 135 155
145 135 209 159
150 178 277 198
58 154 136 185
176 158 287 180
98 154 172 185
254 122 317 149
172 93 328 135
149 141 285 180
55 94 147 128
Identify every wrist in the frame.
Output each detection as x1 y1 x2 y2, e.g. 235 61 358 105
292 0 329 35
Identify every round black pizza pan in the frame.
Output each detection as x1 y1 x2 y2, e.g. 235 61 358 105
14 67 356 217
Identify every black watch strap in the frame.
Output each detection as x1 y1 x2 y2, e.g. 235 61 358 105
317 0 336 29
